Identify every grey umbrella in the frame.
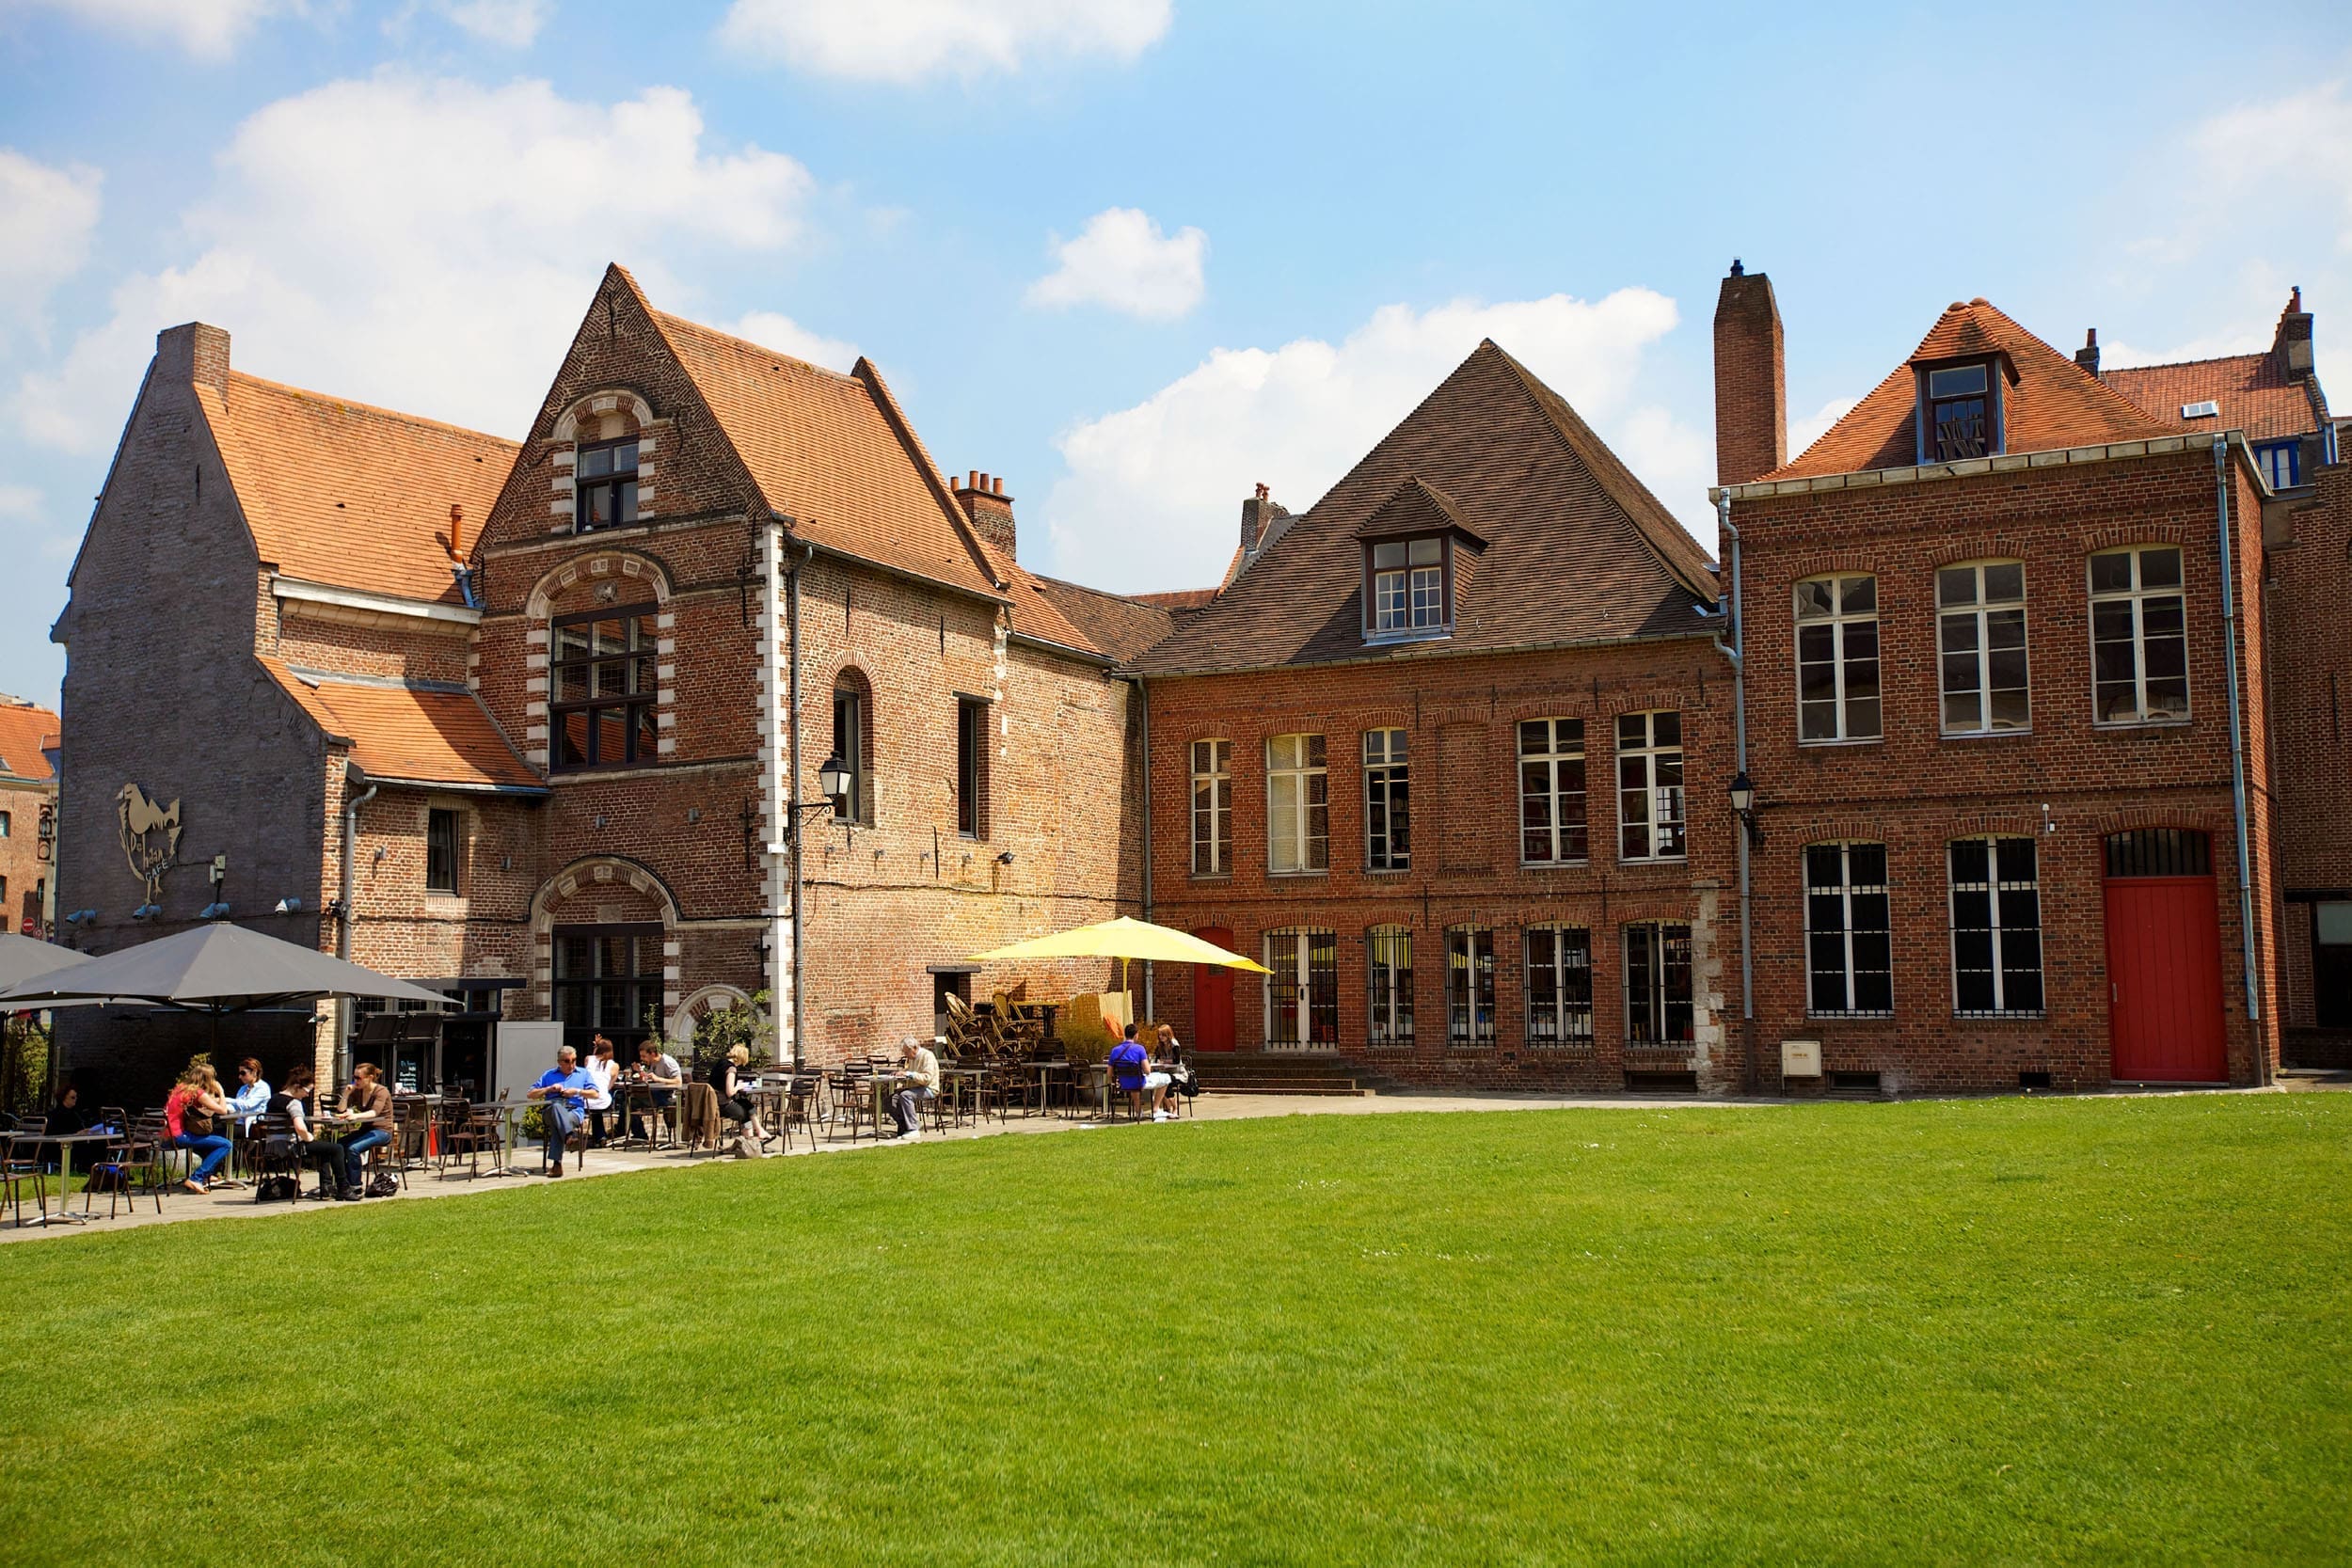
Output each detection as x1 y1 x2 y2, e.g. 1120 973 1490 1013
0 933 92 995
0 922 447 1011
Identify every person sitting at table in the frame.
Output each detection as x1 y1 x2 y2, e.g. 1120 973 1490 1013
527 1044 596 1178
164 1067 236 1194
1107 1023 1175 1122
42 1081 87 1135
226 1056 271 1132
886 1036 940 1142
707 1044 773 1149
330 1063 396 1198
582 1037 620 1148
266 1066 345 1199
631 1037 683 1142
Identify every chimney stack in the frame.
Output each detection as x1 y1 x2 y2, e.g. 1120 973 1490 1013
1712 261 1787 485
155 322 230 395
2274 285 2314 379
953 468 1018 559
1239 482 1284 559
447 503 467 561
2075 328 2100 377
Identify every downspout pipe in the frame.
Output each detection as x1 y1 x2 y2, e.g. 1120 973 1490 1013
787 537 812 1071
1710 491 1755 1051
2214 437 2266 1081
337 764 378 1084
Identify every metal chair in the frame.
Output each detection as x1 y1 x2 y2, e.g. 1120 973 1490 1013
3 1123 47 1226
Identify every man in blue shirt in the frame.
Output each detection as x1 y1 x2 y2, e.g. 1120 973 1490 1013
1106 1022 1172 1121
527 1044 596 1178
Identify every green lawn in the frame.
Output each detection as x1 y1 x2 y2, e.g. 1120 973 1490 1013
1 1095 2345 1566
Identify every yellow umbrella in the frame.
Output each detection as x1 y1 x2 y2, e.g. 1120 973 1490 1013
966 917 1270 996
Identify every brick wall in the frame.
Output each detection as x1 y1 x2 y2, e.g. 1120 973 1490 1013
0 775 55 936
1726 439 2282 1089
1143 637 1742 1091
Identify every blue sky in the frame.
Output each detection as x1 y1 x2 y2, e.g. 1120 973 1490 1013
3 0 2347 713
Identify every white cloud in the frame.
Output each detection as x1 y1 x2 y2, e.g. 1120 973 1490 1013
727 309 859 368
1041 289 1708 594
1787 395 1859 466
1025 207 1204 321
6 0 302 58
12 74 818 452
717 0 1169 82
431 0 551 46
0 150 102 348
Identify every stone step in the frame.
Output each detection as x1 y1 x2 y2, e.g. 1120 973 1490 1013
1199 1082 1367 1097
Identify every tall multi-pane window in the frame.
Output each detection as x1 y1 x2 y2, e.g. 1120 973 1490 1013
574 437 640 532
1364 729 1409 871
1267 733 1328 874
1190 740 1231 875
1948 836 2043 1017
425 808 460 895
1794 574 1881 742
1625 924 1695 1044
551 608 659 770
2089 546 2188 724
832 679 868 824
1445 927 1495 1046
1805 842 1892 1016
1263 927 1338 1046
551 923 664 1053
956 697 989 840
1524 925 1593 1046
1371 537 1445 633
1616 711 1686 862
1518 718 1588 865
1367 927 1413 1047
1937 561 2029 734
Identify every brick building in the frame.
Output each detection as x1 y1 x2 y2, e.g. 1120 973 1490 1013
1710 269 2304 1090
0 698 58 939
1130 341 1745 1091
51 265 1156 1102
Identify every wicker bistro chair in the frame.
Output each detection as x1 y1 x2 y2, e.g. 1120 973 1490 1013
2 1122 47 1226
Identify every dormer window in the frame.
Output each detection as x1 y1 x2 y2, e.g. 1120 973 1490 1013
1371 537 1446 633
1917 359 2003 462
576 437 639 532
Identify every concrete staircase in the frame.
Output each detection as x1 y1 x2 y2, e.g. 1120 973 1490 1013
1189 1051 1382 1097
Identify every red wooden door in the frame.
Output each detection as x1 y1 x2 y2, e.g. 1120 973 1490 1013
1192 927 1236 1052
2105 850 2226 1084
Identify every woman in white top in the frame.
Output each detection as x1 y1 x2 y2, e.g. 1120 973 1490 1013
584 1036 620 1146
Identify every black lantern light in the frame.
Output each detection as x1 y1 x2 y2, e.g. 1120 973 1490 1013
1727 770 1762 847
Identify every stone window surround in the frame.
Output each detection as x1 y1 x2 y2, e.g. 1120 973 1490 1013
548 389 669 536
529 855 683 1024
520 551 676 772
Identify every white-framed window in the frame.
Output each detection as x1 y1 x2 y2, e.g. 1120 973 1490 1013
1363 729 1410 872
1524 924 1593 1047
1805 842 1893 1017
1794 573 1881 742
1445 926 1495 1047
1937 561 2029 735
1266 733 1328 874
1190 739 1231 876
1518 718 1588 865
1948 835 2043 1018
2089 546 2188 724
1615 711 1686 863
1370 537 1446 634
574 436 640 533
1625 924 1695 1044
1263 927 1338 1047
1367 927 1414 1048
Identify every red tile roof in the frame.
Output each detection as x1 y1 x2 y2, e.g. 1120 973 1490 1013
641 295 1104 658
199 374 518 604
1773 298 2175 480
262 661 540 789
0 701 57 784
2104 353 2325 444
1131 340 1717 676
1131 588 1220 610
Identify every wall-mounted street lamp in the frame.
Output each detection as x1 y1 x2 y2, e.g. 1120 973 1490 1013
1727 770 1764 847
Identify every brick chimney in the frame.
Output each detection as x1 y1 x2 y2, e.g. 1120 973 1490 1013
2075 327 2100 377
953 469 1017 558
1713 261 1787 485
2273 286 2314 380
155 322 230 394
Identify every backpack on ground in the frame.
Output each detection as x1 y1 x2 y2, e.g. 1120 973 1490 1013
366 1172 398 1198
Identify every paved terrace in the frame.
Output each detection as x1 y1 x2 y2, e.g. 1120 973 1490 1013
7 1077 2335 1245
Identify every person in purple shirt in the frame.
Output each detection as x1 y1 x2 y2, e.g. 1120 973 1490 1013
526 1044 596 1178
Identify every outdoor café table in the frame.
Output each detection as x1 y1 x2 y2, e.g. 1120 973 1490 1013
17 1130 115 1227
467 1098 532 1177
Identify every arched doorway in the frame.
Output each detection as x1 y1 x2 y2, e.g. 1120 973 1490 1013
2104 829 2227 1083
1191 927 1236 1052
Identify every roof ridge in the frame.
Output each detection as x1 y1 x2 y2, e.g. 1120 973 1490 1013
2102 350 2269 375
647 309 863 386
224 371 521 449
848 356 1019 599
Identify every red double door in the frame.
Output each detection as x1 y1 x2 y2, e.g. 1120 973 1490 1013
2104 832 2227 1084
1191 927 1236 1052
